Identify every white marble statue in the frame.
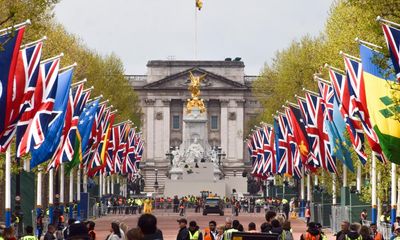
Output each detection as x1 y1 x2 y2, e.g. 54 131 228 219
210 147 219 168
185 137 204 167
171 147 182 168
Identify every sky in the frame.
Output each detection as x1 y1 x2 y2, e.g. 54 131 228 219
54 0 333 75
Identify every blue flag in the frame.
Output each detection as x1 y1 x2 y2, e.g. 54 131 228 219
79 99 99 153
30 68 73 169
325 98 354 172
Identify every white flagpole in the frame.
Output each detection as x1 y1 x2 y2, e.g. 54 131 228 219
397 177 400 216
5 147 11 227
300 167 305 217
343 165 347 187
372 154 377 223
332 173 337 205
37 168 43 221
111 175 114 195
76 167 81 220
307 174 311 202
102 173 106 196
60 164 65 211
391 163 397 223
99 173 103 198
83 166 88 193
48 168 54 224
356 164 362 193
69 169 74 219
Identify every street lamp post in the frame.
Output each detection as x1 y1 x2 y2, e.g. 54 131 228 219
154 169 159 193
166 147 174 166
217 147 226 166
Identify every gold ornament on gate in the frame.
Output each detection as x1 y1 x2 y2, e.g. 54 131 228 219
186 71 206 114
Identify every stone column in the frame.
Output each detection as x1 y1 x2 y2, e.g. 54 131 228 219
144 99 155 163
220 99 229 156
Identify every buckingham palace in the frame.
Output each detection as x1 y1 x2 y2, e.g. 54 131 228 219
127 59 263 193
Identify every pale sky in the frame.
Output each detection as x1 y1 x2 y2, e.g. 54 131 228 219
54 0 333 75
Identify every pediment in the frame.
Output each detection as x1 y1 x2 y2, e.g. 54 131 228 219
142 68 248 90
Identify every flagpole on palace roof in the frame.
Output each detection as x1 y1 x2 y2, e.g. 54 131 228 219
59 62 77 73
339 51 361 62
354 37 383 50
302 88 319 97
20 36 47 49
0 19 31 35
41 53 64 64
324 63 345 74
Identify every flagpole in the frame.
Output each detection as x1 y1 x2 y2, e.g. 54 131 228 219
194 3 198 59
69 169 74 219
5 146 11 227
307 173 311 203
99 173 103 199
40 53 64 64
0 19 31 35
20 36 47 49
70 78 86 88
111 175 114 195
372 153 377 223
76 167 81 220
332 173 337 205
83 166 88 193
59 62 77 73
356 164 361 192
339 51 361 62
48 168 54 224
300 167 305 217
60 164 65 214
391 163 397 223
324 63 345 74
36 167 43 235
397 177 400 216
102 173 106 196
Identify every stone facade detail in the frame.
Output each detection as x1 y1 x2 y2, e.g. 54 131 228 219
127 60 263 192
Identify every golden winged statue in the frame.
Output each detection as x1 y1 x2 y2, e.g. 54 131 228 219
186 71 207 114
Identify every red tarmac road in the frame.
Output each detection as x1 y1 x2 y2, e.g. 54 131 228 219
93 209 335 240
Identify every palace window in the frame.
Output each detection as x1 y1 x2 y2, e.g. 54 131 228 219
172 115 180 129
211 115 219 130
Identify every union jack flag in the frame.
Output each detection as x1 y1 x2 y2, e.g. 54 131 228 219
0 26 25 142
262 126 276 176
82 103 106 166
343 57 385 163
317 81 335 121
250 129 263 177
284 108 302 178
49 84 90 170
17 58 60 156
112 124 128 174
276 114 293 176
0 42 42 151
297 97 319 169
123 128 136 174
304 93 337 173
382 23 400 80
329 68 367 164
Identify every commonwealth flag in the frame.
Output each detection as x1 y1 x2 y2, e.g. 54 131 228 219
359 44 400 163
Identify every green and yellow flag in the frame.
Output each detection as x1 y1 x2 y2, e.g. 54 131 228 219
360 44 400 163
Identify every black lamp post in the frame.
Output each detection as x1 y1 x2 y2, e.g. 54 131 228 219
154 169 159 193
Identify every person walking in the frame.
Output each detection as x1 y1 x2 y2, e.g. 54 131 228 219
107 222 122 240
215 226 224 240
336 221 350 240
86 221 96 240
44 225 56 240
300 222 321 240
137 214 163 240
177 218 190 240
204 221 217 240
370 223 384 240
21 226 37 240
188 221 203 240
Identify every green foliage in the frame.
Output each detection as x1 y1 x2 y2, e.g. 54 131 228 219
253 0 400 204
0 1 142 180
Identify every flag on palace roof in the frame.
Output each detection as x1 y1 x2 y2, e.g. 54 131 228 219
359 44 400 164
